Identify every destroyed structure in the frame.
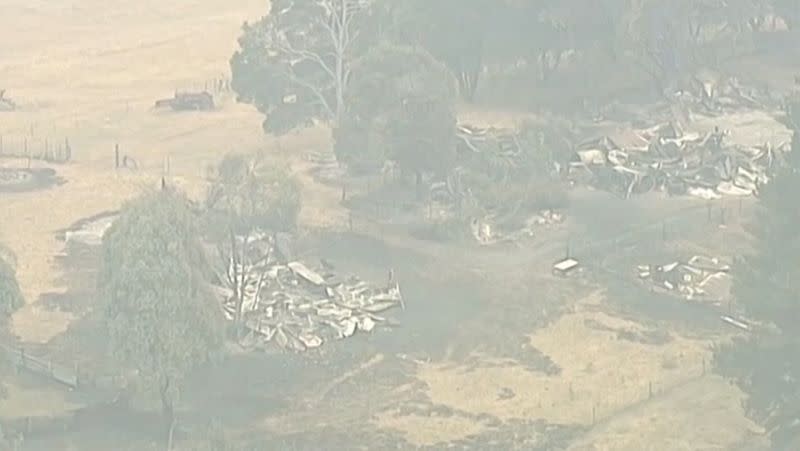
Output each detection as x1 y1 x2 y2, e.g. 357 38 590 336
426 124 566 244
154 91 214 111
571 122 787 200
215 231 403 353
63 213 118 246
637 255 732 306
447 75 792 203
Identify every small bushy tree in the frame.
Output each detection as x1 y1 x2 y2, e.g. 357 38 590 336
99 190 224 450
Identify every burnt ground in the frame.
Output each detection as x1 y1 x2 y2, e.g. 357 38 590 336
10 187 736 450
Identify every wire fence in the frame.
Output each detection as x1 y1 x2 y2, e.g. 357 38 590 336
0 343 78 389
0 75 233 169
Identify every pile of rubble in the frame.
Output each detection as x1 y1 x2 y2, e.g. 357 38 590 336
571 122 788 199
456 124 525 164
637 255 731 305
215 233 403 353
470 209 564 245
63 213 117 246
672 72 782 117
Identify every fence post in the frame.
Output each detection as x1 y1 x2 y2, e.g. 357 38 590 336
0 134 3 154
115 143 120 169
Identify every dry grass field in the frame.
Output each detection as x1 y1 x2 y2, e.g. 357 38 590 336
0 1 773 449
375 292 762 449
1 0 280 342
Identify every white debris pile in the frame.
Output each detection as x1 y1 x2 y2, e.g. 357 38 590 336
216 233 403 353
637 255 732 305
64 213 118 246
570 122 790 200
526 209 564 227
469 209 565 245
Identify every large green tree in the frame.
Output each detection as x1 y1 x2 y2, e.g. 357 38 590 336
230 0 377 134
335 43 458 187
99 190 224 450
383 0 491 101
714 100 800 449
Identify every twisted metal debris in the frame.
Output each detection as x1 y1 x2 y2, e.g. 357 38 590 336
216 233 403 352
571 122 788 199
637 255 732 306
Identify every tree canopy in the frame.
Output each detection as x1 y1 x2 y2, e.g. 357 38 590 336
232 0 799 134
230 0 375 134
99 189 224 448
714 100 800 449
205 152 301 235
0 247 24 319
335 43 457 178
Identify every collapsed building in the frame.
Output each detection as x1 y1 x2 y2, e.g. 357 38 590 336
213 231 403 353
424 124 567 244
571 122 787 200
637 255 732 306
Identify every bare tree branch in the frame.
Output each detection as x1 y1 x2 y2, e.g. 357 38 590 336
282 65 336 118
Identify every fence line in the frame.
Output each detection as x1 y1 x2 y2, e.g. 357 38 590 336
0 133 72 164
0 344 78 389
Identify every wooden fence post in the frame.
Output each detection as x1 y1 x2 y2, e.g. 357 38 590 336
115 143 120 169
